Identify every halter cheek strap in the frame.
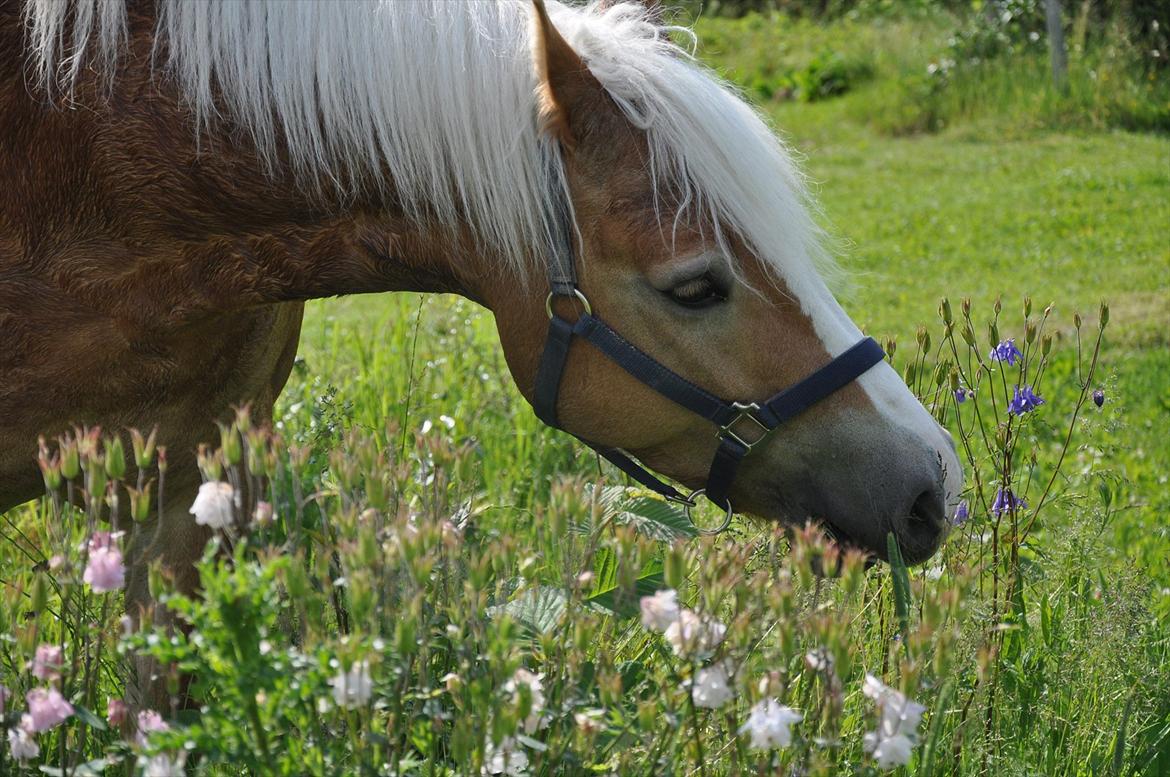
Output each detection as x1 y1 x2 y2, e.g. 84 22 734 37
533 189 885 533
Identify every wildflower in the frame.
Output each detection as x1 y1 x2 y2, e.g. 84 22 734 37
442 672 462 694
107 698 129 727
503 668 546 734
483 736 529 775
7 727 39 762
1092 389 1105 407
84 539 126 593
805 648 834 673
639 589 680 631
862 674 926 769
989 339 1023 366
952 500 969 526
954 387 968 403
135 709 169 746
31 644 63 681
331 660 373 709
664 609 726 658
189 481 236 529
991 488 1027 517
740 699 802 750
1008 385 1045 416
23 688 73 732
574 708 606 735
691 662 735 709
143 753 186 776
252 501 274 527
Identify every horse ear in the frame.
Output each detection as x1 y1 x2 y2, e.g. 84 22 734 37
530 0 604 149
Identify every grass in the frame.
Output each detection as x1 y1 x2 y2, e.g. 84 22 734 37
2 6 1169 776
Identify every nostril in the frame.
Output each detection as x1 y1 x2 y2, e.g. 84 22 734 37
909 489 945 528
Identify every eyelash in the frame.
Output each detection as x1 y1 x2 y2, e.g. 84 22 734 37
667 273 728 309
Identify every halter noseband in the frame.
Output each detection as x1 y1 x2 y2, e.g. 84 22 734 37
532 196 885 534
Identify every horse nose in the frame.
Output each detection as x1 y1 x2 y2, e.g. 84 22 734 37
891 479 949 565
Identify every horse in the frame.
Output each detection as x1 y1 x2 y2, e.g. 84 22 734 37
1 0 961 704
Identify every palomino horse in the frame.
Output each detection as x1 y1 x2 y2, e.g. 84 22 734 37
2 0 961 698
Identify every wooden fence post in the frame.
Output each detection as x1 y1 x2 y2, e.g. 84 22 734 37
1044 0 1069 92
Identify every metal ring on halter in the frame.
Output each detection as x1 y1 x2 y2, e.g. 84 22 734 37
682 488 734 535
546 288 592 319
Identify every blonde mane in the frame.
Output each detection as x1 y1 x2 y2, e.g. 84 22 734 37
22 0 831 294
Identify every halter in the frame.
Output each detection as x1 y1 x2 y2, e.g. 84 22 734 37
532 191 885 534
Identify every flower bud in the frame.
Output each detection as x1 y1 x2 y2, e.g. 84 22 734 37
31 572 50 614
235 404 252 433
962 325 976 347
1025 320 1037 344
884 338 897 359
993 297 1002 314
1073 312 1082 329
60 437 80 481
1099 301 1109 328
988 322 999 347
37 440 61 492
665 543 686 589
1042 334 1053 356
130 428 157 470
961 297 971 316
129 483 153 523
940 297 952 324
1092 389 1105 407
1023 296 1032 317
105 436 126 481
219 423 241 467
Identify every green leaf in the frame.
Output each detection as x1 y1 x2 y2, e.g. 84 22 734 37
587 558 664 618
613 497 697 541
886 532 911 653
491 586 568 637
71 703 108 732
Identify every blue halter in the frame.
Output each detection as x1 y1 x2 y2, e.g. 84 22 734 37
532 197 885 533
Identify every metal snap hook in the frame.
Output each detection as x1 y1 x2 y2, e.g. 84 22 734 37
682 488 734 535
545 289 592 319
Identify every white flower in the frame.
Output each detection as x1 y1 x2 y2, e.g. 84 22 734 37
189 481 236 529
7 727 39 762
331 660 373 709
664 609 725 658
639 589 680 631
142 753 186 776
502 668 546 734
691 662 734 709
739 699 802 750
865 732 915 769
862 674 926 768
483 736 529 775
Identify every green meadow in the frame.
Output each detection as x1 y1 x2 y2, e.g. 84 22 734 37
2 4 1168 775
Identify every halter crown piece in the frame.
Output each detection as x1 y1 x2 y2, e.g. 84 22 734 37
532 184 885 534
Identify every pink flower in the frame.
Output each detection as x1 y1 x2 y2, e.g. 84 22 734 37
31 644 63 681
107 698 129 727
87 531 114 551
23 688 73 732
7 727 39 762
83 544 126 593
136 709 169 746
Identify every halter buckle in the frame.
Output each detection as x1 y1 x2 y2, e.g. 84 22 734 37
718 401 771 450
680 488 734 535
545 289 592 319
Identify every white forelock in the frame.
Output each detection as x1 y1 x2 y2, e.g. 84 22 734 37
22 0 833 298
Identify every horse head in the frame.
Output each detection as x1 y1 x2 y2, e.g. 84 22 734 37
487 1 962 563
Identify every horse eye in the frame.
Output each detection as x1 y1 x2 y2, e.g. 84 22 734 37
666 273 727 309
